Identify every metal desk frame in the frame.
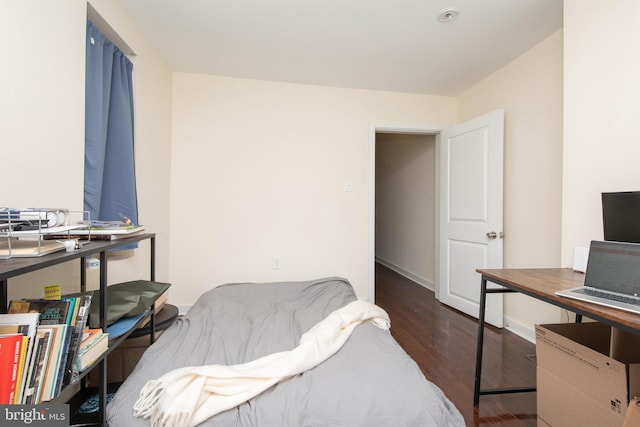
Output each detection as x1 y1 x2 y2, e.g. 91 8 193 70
473 268 640 407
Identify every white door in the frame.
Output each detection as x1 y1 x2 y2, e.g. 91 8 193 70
438 110 504 327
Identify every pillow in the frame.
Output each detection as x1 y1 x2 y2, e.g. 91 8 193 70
69 280 171 328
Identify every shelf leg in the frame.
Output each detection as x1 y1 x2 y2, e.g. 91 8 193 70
80 256 86 293
150 236 156 345
98 359 106 426
150 236 156 282
0 279 6 313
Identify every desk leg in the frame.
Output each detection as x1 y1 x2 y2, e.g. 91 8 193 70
473 277 488 407
473 279 536 406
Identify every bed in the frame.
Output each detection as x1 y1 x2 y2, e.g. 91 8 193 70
107 277 464 426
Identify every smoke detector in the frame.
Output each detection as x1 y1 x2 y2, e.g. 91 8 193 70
437 8 460 23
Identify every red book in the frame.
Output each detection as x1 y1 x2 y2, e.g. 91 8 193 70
0 334 23 404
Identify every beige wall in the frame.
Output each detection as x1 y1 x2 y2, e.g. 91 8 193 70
2 0 86 299
169 73 457 304
375 133 436 289
10 2 616 346
2 0 86 209
562 0 640 264
2 0 172 300
458 30 564 339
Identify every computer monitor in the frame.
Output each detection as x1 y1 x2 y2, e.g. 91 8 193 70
602 191 640 243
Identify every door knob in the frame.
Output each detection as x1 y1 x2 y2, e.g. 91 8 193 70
486 231 497 239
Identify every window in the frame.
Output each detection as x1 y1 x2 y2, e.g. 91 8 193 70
84 19 138 235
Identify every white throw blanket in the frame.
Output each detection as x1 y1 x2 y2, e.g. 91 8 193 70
132 299 390 427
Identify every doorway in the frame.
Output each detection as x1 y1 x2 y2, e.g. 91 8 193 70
368 123 441 304
369 111 505 327
374 132 437 296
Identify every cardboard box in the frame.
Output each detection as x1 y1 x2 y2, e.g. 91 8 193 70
535 322 640 427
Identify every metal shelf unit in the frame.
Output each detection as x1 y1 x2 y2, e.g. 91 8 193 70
0 233 156 426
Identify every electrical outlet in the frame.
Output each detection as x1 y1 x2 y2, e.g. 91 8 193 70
272 257 281 270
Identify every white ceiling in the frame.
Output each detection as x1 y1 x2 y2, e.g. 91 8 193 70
119 0 563 97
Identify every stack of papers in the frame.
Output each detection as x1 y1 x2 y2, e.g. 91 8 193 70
0 240 65 257
71 224 145 240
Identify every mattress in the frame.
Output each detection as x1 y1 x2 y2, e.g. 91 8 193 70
106 277 464 426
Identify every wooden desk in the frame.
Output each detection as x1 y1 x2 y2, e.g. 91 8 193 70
473 268 640 407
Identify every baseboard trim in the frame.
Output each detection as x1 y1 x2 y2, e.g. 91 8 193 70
504 315 536 344
375 256 434 292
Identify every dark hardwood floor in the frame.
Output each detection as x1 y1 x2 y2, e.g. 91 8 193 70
375 263 537 427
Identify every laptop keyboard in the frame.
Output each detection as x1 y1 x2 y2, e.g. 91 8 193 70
574 288 640 306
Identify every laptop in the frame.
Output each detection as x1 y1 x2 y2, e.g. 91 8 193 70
555 240 640 315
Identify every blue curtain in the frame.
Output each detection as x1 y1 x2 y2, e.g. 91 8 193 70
84 20 138 230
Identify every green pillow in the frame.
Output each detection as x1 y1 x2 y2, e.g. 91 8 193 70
68 280 171 328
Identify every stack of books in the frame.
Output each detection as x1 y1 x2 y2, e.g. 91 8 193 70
41 220 145 242
0 293 97 404
76 328 108 371
74 221 145 241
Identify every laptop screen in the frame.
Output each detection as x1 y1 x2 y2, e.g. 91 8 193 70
585 240 640 296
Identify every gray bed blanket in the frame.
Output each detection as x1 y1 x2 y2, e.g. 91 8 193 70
107 277 464 426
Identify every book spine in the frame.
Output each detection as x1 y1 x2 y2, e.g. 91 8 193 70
0 335 23 404
62 297 76 326
63 294 92 386
30 330 52 404
7 337 22 404
52 325 71 398
22 334 45 404
69 297 80 327
0 342 9 404
38 326 61 402
35 333 53 404
17 318 39 404
13 336 29 404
